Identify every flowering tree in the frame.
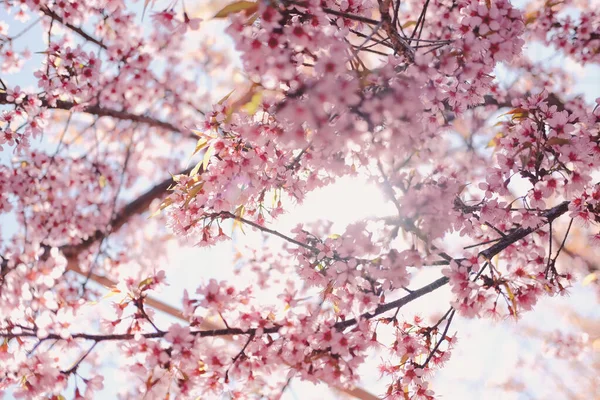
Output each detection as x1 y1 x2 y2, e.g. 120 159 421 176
1 0 599 398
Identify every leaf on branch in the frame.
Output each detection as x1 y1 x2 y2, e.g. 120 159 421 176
191 137 209 157
139 277 154 289
402 20 417 29
102 287 122 299
150 197 174 218
224 83 263 122
503 283 518 317
241 90 263 116
232 205 246 233
214 1 258 19
183 182 204 208
189 160 204 178
503 107 529 120
217 89 236 105
332 301 341 314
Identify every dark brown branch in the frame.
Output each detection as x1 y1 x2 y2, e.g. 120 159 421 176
1 326 278 342
220 212 319 253
478 201 569 260
62 342 98 375
336 275 451 330
338 200 571 330
378 0 415 61
0 93 186 136
40 7 107 49
63 166 194 257
0 198 572 343
417 309 455 368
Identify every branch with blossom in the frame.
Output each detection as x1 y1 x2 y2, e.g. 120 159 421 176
1 0 600 399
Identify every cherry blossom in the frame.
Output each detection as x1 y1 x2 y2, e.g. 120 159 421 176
1 0 599 398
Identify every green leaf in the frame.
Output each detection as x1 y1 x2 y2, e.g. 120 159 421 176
214 1 258 19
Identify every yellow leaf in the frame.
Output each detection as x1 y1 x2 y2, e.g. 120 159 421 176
241 90 263 115
502 107 529 120
183 182 204 208
232 205 245 233
192 138 209 157
99 175 107 188
149 197 174 218
218 89 236 105
189 160 204 178
214 1 258 18
202 146 215 171
332 301 340 314
402 20 417 29
224 83 263 123
139 277 154 289
102 288 121 299
582 272 597 286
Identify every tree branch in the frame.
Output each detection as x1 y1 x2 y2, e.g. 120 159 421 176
63 166 194 257
0 93 188 136
40 7 107 49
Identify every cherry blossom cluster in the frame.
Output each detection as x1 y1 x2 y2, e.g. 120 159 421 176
1 0 600 398
524 0 600 65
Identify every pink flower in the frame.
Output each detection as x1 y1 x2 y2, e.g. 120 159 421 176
165 323 194 352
